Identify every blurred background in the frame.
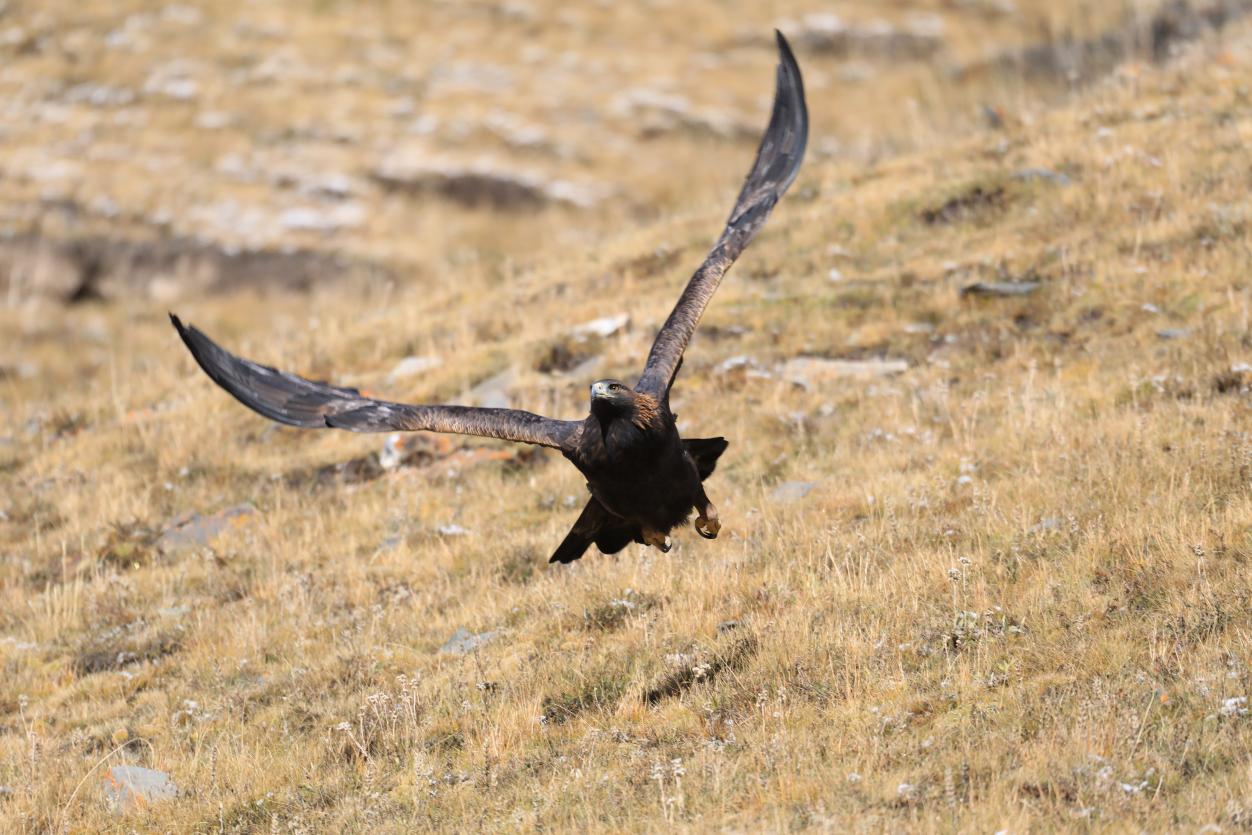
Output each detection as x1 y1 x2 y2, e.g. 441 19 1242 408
0 0 1239 306
4 3 1252 829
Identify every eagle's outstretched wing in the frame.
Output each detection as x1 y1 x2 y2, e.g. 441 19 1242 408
170 315 581 450
635 31 808 398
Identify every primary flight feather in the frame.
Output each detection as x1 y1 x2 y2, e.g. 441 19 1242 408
172 31 808 563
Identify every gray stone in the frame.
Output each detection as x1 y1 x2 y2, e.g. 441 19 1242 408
464 369 515 409
715 355 757 375
373 154 606 210
379 434 405 470
102 765 178 812
960 281 1040 297
440 627 498 655
1029 517 1062 534
278 203 364 233
157 503 256 552
783 12 945 59
1013 168 1072 186
571 313 629 340
783 357 907 388
388 355 442 381
1156 327 1190 340
770 481 815 503
564 356 601 379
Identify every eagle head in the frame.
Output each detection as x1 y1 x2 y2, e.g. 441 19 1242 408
590 379 661 431
590 379 632 413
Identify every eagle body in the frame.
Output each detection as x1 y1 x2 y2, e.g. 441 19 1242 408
543 382 730 563
575 417 689 528
170 32 806 565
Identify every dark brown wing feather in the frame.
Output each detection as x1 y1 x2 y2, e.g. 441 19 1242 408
636 31 808 397
171 314 581 450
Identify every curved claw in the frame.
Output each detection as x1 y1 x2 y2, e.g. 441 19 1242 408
695 515 721 540
642 527 672 553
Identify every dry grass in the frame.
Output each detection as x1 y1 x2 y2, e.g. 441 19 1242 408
2 1 1252 831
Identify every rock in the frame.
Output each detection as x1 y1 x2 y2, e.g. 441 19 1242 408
715 355 757 375
782 357 908 387
1220 696 1249 718
483 110 555 151
278 203 365 233
157 503 256 552
1028 517 1062 534
571 313 628 340
437 524 470 537
373 154 606 210
611 87 757 140
1215 363 1252 394
63 83 137 108
564 356 601 379
783 12 945 60
464 368 515 409
921 185 1006 225
379 435 405 470
388 355 442 381
770 481 815 503
960 281 1040 297
1156 327 1190 340
102 765 178 812
0 229 384 301
440 627 498 655
142 61 202 101
1013 168 1072 186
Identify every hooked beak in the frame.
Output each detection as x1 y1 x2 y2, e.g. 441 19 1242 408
590 381 612 400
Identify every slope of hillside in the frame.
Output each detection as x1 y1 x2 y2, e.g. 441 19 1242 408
2 3 1252 832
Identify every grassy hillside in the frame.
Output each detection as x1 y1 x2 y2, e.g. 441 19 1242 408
2 1 1252 831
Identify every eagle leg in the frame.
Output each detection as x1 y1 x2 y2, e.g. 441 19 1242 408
641 526 672 553
694 493 721 540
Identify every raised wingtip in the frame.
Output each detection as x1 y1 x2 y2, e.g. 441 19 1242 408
774 30 797 66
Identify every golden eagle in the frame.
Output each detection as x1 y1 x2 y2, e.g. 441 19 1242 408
171 31 808 563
